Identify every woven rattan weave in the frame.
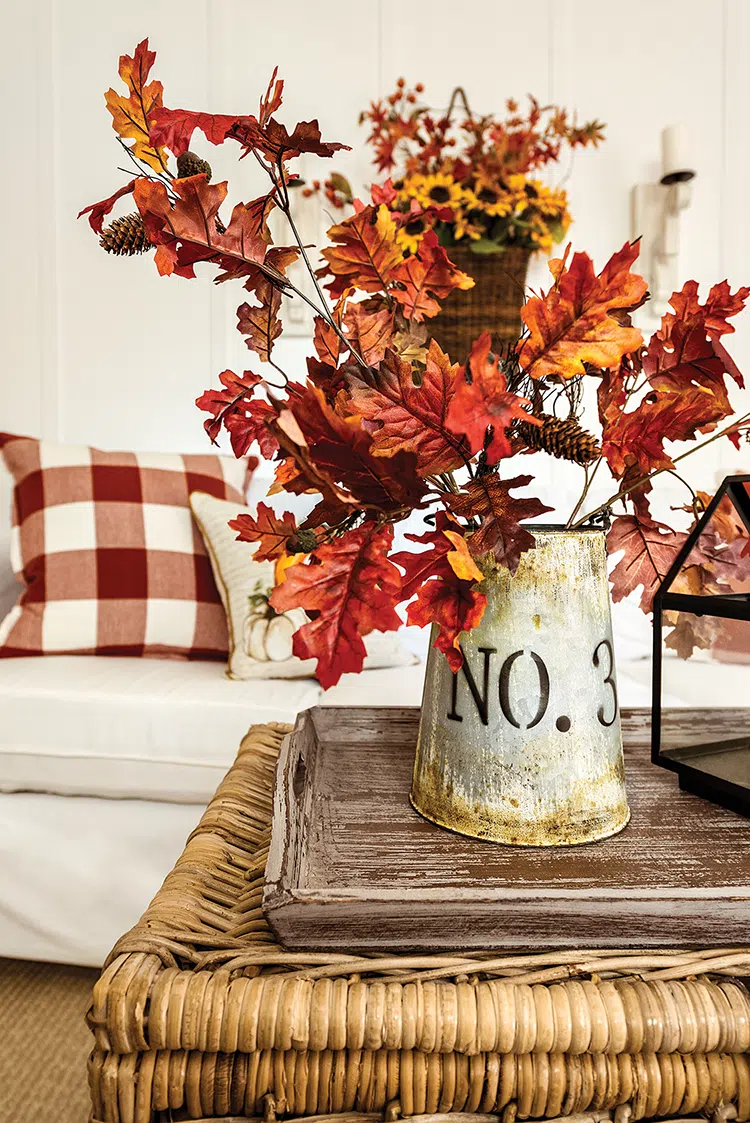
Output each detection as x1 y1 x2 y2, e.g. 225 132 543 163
429 243 531 361
87 722 750 1123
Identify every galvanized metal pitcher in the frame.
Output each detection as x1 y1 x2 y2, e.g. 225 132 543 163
411 527 630 846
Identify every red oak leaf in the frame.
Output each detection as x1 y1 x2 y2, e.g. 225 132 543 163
608 514 688 612
447 473 552 572
105 40 167 174
602 386 724 478
406 574 487 672
342 303 394 365
149 107 257 156
445 332 537 462
228 115 350 163
518 241 648 380
390 230 474 321
196 369 278 458
665 278 750 339
269 521 402 688
321 203 405 298
344 340 466 475
229 502 297 561
392 514 486 671
288 383 427 513
78 179 137 234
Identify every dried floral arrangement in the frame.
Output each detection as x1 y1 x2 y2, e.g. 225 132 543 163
308 82 605 256
81 40 750 687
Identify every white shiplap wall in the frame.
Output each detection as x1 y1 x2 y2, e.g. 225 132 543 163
1 0 749 499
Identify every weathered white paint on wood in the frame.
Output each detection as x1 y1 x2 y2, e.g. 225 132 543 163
263 706 750 951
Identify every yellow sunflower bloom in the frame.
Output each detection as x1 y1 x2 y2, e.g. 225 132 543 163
453 208 484 241
412 171 463 210
396 216 429 254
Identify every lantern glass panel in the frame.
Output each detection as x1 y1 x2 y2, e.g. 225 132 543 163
652 475 750 816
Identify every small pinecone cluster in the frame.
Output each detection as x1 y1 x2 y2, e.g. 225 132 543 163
99 213 150 256
517 413 601 466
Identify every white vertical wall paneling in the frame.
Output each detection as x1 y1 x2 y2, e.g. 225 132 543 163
0 0 749 485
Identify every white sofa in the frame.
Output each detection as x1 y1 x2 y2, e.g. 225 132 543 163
1 466 747 968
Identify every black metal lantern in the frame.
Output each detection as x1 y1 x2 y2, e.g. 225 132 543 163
652 474 750 817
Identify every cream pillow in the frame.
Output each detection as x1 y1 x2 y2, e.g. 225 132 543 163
189 491 418 681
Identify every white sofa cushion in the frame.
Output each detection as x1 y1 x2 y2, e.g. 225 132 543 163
0 655 320 802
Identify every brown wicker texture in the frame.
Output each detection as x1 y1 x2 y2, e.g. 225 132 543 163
87 723 750 1123
429 244 531 363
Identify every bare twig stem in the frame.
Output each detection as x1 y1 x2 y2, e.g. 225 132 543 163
568 412 750 530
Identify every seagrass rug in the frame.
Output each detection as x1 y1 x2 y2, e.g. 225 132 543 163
0 955 96 1123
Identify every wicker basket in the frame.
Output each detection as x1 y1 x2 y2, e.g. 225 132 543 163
87 723 750 1123
430 243 531 363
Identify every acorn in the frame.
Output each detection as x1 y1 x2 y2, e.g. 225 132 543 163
176 151 213 181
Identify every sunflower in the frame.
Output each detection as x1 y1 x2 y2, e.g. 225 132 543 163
452 206 485 241
396 214 429 254
400 171 463 210
464 174 512 217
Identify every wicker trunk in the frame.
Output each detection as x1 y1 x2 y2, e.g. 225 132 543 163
87 722 750 1123
430 243 531 363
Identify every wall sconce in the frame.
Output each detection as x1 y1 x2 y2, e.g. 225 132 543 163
632 125 696 320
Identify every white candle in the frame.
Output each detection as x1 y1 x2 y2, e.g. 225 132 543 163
661 124 692 181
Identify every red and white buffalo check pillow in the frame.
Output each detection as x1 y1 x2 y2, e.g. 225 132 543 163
0 434 253 659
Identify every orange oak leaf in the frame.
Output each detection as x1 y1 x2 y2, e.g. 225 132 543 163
390 230 474 321
105 40 168 174
229 502 297 562
269 521 402 688
344 339 466 475
392 515 486 671
342 303 394 365
78 179 137 234
608 514 688 612
133 176 298 288
230 116 350 163
237 280 283 362
321 203 405 298
447 473 551 572
313 316 344 367
518 241 648 380
445 332 537 462
444 530 484 582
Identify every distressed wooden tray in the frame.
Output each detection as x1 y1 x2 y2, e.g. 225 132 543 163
263 706 750 951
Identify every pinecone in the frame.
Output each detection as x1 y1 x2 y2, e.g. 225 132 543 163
517 413 601 466
176 151 213 181
99 213 150 256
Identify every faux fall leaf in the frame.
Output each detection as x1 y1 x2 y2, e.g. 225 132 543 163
342 303 394 365
196 369 278 458
287 383 427 514
447 473 552 573
321 203 405 299
229 502 297 561
445 332 537 462
149 107 257 156
519 241 648 380
344 339 466 475
270 521 402 688
105 39 168 173
133 175 298 290
392 515 486 672
313 316 344 367
237 280 283 363
608 514 688 612
601 385 724 478
230 115 350 164
390 230 474 321
665 278 750 339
